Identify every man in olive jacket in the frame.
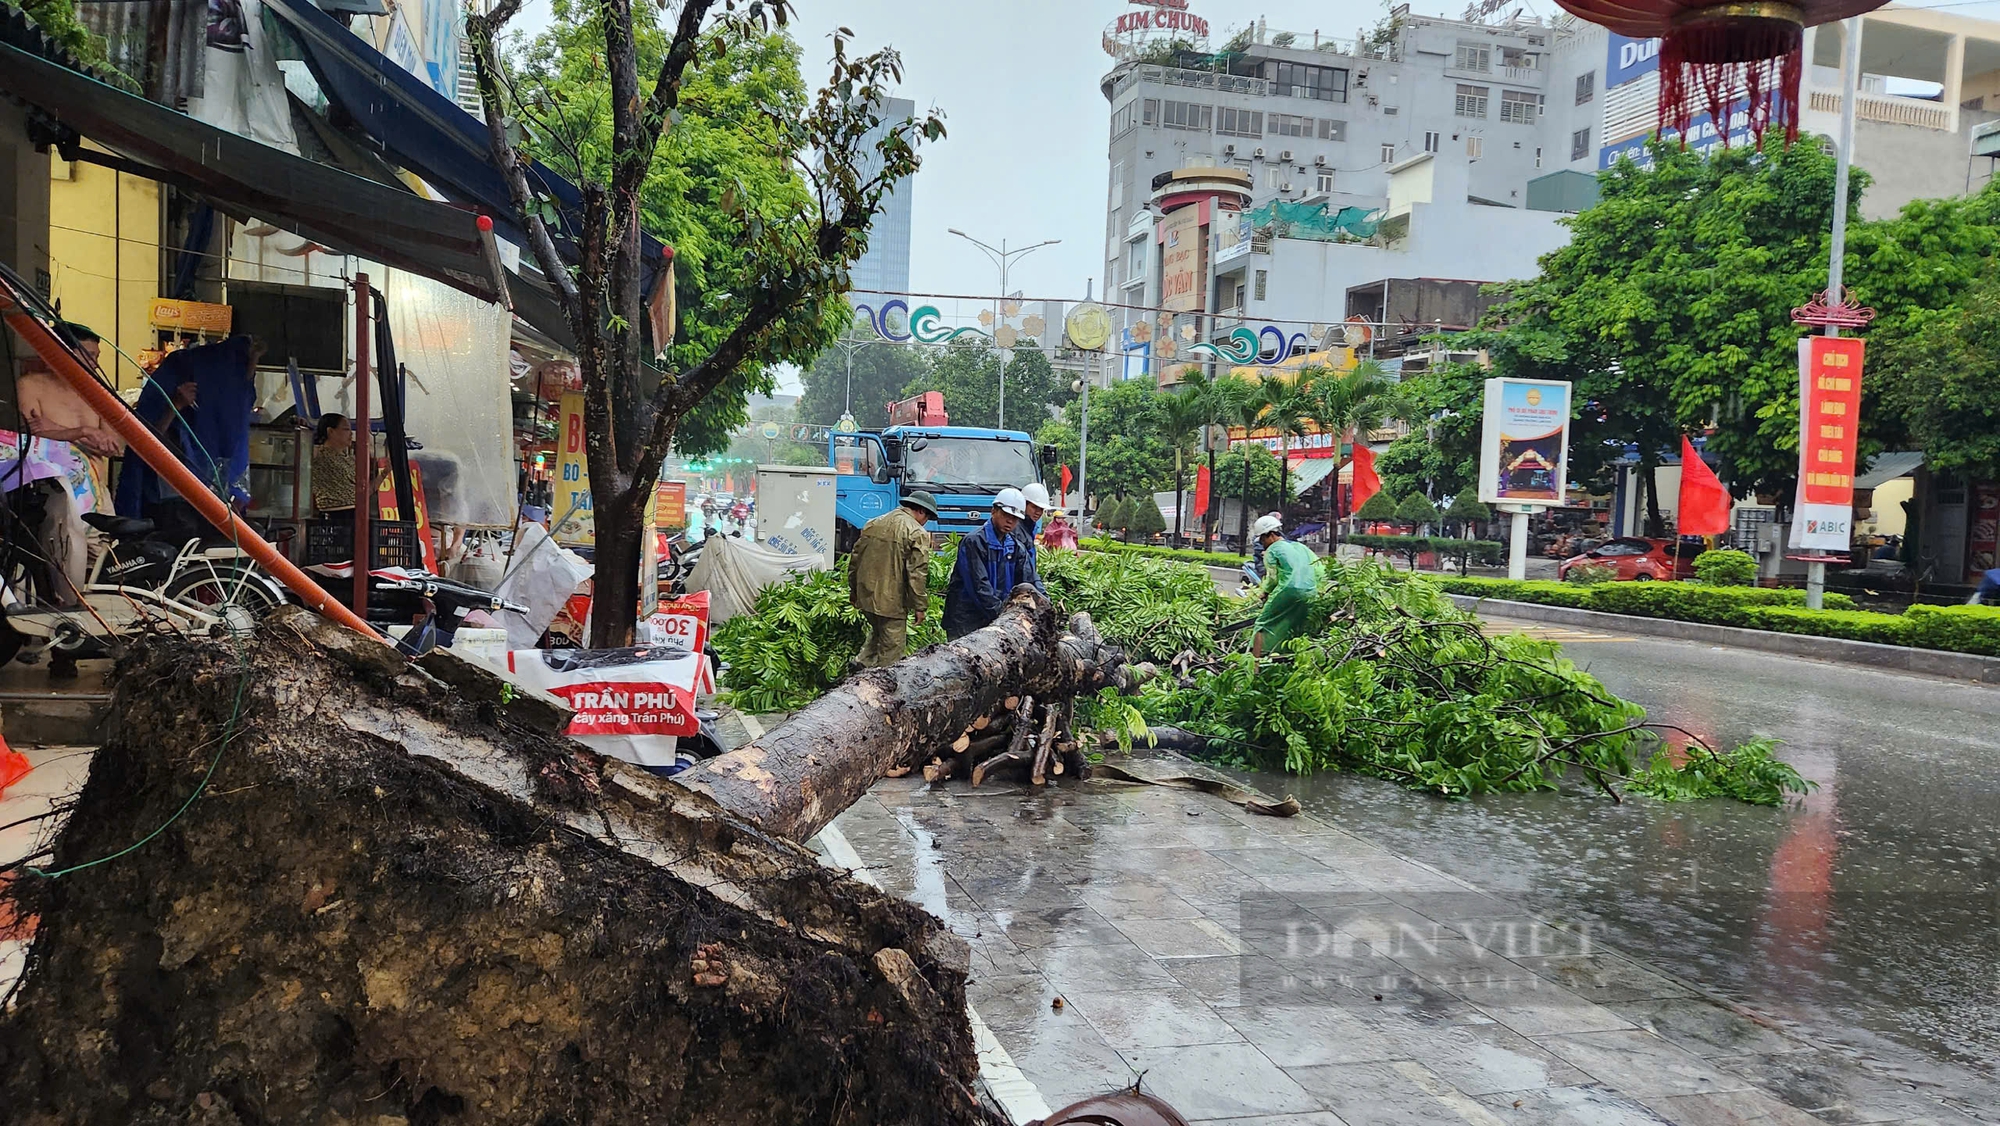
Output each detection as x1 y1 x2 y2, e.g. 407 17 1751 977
848 490 939 668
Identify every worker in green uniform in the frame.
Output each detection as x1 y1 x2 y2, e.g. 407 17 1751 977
848 490 939 668
1249 514 1320 656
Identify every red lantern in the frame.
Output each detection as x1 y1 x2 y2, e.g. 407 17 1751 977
1554 0 1889 147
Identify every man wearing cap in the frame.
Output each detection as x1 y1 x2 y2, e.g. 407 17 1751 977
944 487 1034 639
1250 514 1320 657
848 490 939 668
1013 480 1052 593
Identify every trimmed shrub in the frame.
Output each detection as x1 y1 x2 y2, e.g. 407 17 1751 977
1904 604 2000 657
1079 537 1247 567
1693 549 1759 586
1395 493 1439 529
1744 606 1916 646
1355 491 1399 521
1127 495 1168 539
1445 487 1490 523
1349 534 1504 567
1433 576 1597 608
1589 582 1854 624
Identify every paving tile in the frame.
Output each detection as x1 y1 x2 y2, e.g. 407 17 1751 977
1534 1030 1754 1099
987 902 1133 950
1074 876 1209 921
1120 1042 1325 1120
1608 999 1809 1059
996 1019 1140 1109
1161 955 1295 1009
1449 979 1639 1038
1065 986 1247 1049
1643 1089 1831 1126
1337 857 1469 892
1219 1003 1401 1068
1381 1022 1592 1096
1386 890 1524 922
1436 917 1601 959
1028 940 1180 992
1112 916 1250 958
967 973 1068 1034
1250 872 1388 909
1287 1059 1516 1126
1476 1083 1675 1126
1713 1053 1986 1126
1520 955 1699 1004
1330 975 1488 1027
1211 848 1342 878
1382 938 1541 987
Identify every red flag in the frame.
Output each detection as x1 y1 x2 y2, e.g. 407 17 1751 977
1059 464 1074 503
1193 464 1211 517
1350 444 1381 513
1677 435 1731 536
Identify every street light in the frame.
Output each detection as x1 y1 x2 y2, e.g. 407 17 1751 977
827 307 878 425
947 229 1060 428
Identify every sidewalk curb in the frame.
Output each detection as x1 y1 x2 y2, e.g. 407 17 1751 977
1448 593 2000 685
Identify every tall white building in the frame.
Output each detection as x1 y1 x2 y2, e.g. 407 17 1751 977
850 95 916 299
1101 4 2000 381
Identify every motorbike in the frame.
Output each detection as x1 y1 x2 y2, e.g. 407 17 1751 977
302 563 527 655
0 510 289 665
655 530 703 596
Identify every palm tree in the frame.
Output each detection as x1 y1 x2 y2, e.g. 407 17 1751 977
1177 370 1226 550
1256 371 1313 520
1210 376 1263 548
1157 384 1208 547
1306 360 1405 546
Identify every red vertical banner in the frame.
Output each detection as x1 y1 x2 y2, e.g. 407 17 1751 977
1193 464 1211 517
1788 336 1865 553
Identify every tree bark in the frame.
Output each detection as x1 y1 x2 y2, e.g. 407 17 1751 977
1642 455 1666 538
1205 447 1217 551
679 587 1134 841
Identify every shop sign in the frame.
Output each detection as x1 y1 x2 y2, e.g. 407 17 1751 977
1788 336 1865 553
554 390 594 546
1158 208 1205 313
148 298 232 335
655 479 687 530
1968 482 2000 574
1477 378 1572 506
1112 0 1210 38
1227 425 1339 458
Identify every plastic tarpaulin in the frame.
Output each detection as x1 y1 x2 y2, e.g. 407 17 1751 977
493 522 592 648
686 534 826 625
1248 200 1382 242
380 269 515 528
501 646 713 767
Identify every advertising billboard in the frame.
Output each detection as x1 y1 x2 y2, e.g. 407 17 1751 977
1787 336 1865 553
1477 378 1572 506
553 390 594 546
1158 207 1206 313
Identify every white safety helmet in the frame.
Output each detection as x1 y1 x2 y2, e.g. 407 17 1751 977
995 487 1028 519
1251 514 1284 539
1022 482 1052 510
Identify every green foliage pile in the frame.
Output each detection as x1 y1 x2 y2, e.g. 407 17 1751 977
1132 558 1808 805
711 553 952 712
1039 549 1235 662
1692 549 1758 586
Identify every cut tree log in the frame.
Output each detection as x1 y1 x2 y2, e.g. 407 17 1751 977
0 609 995 1126
679 586 1135 841
971 694 1035 788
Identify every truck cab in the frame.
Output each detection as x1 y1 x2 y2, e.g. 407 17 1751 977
830 425 1045 551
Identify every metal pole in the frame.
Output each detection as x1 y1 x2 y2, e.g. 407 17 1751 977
997 242 1009 429
352 273 372 617
1508 508 1530 581
1807 17 1863 611
843 342 853 417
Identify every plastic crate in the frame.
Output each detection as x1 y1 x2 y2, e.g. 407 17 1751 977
302 517 423 569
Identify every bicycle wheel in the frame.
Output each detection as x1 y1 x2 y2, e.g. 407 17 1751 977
161 564 287 634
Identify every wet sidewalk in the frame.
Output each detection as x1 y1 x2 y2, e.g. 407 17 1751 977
824 758 1982 1126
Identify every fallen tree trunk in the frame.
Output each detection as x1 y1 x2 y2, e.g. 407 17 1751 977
679 585 1136 841
0 609 993 1126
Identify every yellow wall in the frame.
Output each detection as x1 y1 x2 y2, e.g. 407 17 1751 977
47 147 161 391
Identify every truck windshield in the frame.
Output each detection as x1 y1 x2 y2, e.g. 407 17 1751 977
905 438 1036 492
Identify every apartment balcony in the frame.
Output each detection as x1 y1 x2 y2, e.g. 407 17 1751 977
1806 87 1955 132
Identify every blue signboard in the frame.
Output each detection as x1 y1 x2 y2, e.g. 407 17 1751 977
1600 103 1760 169
1606 32 1661 88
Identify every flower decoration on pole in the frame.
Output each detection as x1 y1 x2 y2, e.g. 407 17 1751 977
1553 0 1889 146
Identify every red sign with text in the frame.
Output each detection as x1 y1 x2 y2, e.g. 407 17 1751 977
1799 337 1865 506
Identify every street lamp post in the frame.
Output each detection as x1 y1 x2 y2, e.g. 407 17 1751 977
947 228 1060 428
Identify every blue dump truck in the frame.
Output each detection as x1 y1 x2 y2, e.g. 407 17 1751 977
828 394 1049 552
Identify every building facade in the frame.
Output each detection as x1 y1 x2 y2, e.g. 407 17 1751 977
849 96 916 299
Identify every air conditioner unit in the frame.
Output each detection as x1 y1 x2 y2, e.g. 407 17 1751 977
1279 181 1295 193
1314 154 1327 167
1279 149 1294 162
1223 143 1236 156
1253 147 1266 159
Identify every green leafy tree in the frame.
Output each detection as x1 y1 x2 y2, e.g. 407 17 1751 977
1371 359 1477 502
1305 360 1405 540
1212 442 1287 533
1445 486 1490 525
1255 370 1314 510
1158 385 1209 545
1211 377 1267 545
1355 490 1399 522
1175 370 1232 549
795 328 931 428
1867 266 2000 482
1396 492 1438 532
472 0 942 643
901 339 1070 431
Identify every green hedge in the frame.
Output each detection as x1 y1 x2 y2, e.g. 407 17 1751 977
1079 537 1247 567
1433 575 2000 659
1743 606 1915 646
1349 534 1505 565
1904 604 2000 657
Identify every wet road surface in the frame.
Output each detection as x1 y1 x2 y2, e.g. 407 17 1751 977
1225 619 2000 1105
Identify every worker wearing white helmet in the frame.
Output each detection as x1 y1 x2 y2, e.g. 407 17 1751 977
1012 481 1053 594
943 486 1040 638
1249 514 1321 657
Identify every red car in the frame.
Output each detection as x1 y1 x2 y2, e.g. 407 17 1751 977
1556 537 1702 582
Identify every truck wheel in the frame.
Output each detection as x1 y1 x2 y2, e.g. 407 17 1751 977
836 520 860 556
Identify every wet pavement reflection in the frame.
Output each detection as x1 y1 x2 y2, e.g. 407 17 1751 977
1220 622 2000 1099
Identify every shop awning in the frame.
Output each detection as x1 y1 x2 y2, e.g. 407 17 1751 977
1855 450 1924 490
1288 456 1339 494
262 0 665 305
0 41 505 307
